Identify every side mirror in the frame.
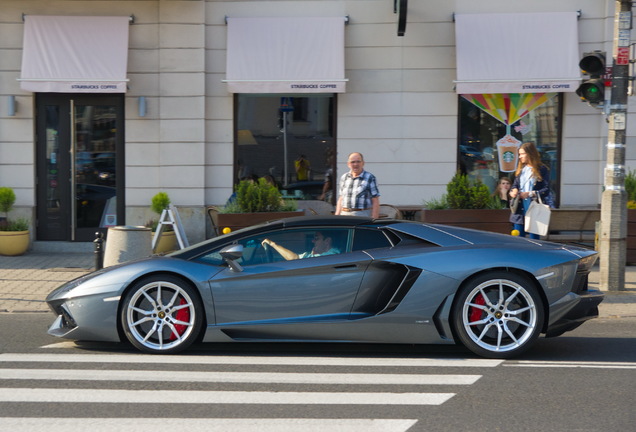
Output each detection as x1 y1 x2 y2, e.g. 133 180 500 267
220 244 244 272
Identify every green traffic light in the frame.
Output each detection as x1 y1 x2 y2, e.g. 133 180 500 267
585 86 599 97
577 79 604 105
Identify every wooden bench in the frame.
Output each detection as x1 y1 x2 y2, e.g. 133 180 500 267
544 209 599 247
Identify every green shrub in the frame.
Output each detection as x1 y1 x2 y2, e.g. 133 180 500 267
626 169 636 202
146 192 173 231
423 195 449 210
468 180 493 209
424 172 497 210
0 187 30 231
237 178 283 213
446 172 471 209
5 217 29 231
0 187 16 218
151 192 171 215
222 179 296 213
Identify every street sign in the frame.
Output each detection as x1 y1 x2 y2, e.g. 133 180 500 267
617 46 630 65
280 97 294 112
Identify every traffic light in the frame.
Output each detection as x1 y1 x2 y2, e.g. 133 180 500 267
576 51 606 106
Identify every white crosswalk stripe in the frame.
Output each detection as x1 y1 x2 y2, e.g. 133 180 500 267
0 352 490 431
0 368 482 385
0 353 503 367
0 388 455 405
0 418 419 432
505 360 636 369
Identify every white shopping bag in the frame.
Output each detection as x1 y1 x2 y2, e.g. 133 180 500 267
524 195 551 236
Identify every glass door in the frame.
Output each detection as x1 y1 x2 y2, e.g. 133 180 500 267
36 94 125 242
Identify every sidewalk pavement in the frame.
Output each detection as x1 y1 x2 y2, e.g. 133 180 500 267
1 251 635 316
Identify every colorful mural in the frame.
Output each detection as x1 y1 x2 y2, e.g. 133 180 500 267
461 93 558 126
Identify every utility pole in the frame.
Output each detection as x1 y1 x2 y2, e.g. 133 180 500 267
599 0 632 291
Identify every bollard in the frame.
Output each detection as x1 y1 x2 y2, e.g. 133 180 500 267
94 231 105 270
102 226 152 267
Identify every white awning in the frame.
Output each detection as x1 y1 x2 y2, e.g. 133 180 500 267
454 12 580 94
19 15 130 93
225 17 347 93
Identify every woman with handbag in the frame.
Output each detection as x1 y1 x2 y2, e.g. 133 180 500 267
509 142 552 239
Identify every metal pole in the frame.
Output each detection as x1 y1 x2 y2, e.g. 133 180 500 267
283 111 289 187
600 0 631 291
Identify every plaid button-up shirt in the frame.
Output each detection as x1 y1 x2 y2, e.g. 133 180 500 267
338 170 380 210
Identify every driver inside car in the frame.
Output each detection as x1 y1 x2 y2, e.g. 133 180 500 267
261 231 340 261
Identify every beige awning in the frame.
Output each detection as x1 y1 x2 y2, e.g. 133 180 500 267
225 17 347 93
454 12 580 94
19 15 130 93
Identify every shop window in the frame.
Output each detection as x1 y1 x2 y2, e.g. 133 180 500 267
235 94 336 201
457 93 562 207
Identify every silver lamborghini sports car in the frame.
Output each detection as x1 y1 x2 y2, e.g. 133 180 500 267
46 216 603 359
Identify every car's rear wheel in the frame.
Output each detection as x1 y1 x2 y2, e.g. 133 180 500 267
451 272 544 359
121 275 203 354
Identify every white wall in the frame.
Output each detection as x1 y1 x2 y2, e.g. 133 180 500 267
0 0 634 243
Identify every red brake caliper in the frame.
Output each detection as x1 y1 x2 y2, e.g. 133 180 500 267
469 293 486 323
169 297 190 340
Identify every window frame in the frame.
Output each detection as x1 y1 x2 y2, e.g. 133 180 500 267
456 93 563 208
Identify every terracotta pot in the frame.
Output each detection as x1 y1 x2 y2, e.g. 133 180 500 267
0 230 30 256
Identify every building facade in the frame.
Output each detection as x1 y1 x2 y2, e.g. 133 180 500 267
0 0 630 245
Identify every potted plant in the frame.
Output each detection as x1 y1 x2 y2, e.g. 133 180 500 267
0 187 30 256
147 191 177 253
421 172 511 234
217 178 301 233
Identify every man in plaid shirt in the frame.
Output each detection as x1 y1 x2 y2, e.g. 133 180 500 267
335 152 380 218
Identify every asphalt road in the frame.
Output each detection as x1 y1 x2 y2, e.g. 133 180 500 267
0 313 634 431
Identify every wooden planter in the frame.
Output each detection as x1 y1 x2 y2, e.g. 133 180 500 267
216 211 303 233
421 209 511 234
627 209 636 264
0 230 30 256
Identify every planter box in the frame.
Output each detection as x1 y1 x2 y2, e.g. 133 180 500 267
421 209 511 234
216 211 303 233
628 209 636 264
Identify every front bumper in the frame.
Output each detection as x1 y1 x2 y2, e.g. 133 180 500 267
46 294 122 342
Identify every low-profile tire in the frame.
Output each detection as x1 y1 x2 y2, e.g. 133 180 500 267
121 275 204 354
451 271 544 359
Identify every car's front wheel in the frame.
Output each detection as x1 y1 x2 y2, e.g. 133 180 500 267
451 272 544 359
121 275 203 354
